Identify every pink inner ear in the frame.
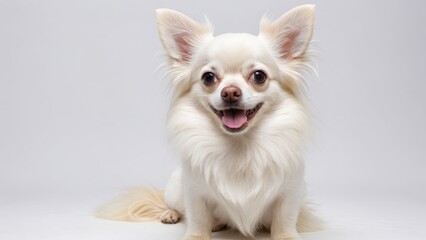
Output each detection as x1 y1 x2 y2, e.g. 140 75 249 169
174 34 192 62
279 26 300 59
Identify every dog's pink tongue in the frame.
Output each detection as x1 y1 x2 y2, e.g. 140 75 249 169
222 110 247 129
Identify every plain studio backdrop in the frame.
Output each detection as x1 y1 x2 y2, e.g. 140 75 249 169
0 0 425 240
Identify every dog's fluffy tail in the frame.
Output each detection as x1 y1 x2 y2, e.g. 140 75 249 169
95 187 167 222
297 202 324 232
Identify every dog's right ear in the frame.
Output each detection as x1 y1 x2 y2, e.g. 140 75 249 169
156 9 213 64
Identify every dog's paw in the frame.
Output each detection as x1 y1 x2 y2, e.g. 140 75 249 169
160 209 181 224
183 234 211 240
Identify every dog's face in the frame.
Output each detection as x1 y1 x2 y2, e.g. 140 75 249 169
192 33 282 134
156 6 314 135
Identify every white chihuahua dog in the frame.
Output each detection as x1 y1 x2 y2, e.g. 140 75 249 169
97 5 322 240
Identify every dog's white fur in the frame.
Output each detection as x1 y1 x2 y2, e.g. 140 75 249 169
96 5 322 240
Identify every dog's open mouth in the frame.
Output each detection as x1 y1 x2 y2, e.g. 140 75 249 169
210 103 263 132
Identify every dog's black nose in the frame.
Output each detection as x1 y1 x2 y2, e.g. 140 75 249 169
221 86 241 103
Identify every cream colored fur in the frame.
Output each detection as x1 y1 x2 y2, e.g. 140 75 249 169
96 5 323 240
95 187 167 222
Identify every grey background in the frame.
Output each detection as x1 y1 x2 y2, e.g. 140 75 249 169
1 0 425 203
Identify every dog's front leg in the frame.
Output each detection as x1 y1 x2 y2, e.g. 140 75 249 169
182 176 213 240
183 192 212 240
271 185 304 240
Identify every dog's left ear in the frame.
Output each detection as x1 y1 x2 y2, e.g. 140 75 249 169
156 9 213 64
260 5 315 60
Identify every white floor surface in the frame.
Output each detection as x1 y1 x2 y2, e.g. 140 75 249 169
1 190 425 240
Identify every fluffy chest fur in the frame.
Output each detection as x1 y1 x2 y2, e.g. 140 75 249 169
189 144 293 235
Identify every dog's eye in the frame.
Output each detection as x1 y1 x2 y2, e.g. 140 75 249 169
251 70 267 85
201 72 216 86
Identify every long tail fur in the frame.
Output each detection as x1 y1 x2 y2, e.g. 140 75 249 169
95 187 167 222
297 202 324 232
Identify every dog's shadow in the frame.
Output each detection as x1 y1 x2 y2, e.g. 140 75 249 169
213 230 270 240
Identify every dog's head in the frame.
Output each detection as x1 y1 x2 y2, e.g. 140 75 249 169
156 5 315 135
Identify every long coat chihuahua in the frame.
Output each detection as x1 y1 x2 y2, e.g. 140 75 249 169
97 5 323 240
